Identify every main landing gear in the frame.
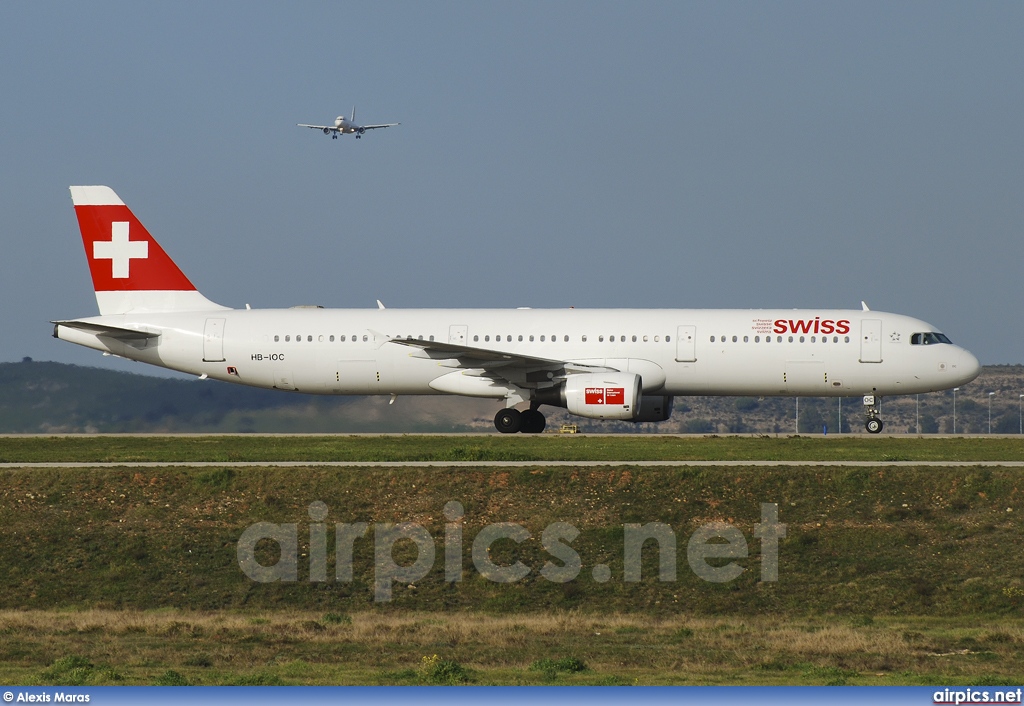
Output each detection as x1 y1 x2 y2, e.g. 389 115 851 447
863 395 884 434
494 405 547 434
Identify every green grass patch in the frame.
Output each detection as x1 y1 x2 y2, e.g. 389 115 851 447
0 435 1022 463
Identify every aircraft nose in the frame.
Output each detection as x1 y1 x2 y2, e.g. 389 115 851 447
957 349 982 384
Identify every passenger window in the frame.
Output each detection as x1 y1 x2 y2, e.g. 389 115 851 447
754 336 760 343
518 335 523 342
710 336 716 343
274 335 280 342
531 335 536 342
843 336 849 343
732 336 737 343
654 336 660 342
329 335 334 342
643 335 648 342
285 335 291 342
429 335 434 341
743 336 748 343
473 335 479 342
340 335 346 342
666 335 671 342
632 335 637 342
599 335 605 342
788 336 794 343
485 335 490 342
582 335 587 342
810 336 815 343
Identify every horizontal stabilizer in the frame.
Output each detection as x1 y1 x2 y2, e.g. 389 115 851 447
51 320 160 341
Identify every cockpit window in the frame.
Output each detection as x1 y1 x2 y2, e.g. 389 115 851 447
911 332 952 345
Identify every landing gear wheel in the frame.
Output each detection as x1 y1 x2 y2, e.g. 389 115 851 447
865 417 883 434
520 409 546 434
494 408 522 434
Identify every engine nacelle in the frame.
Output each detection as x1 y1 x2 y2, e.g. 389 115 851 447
563 372 641 420
632 395 674 423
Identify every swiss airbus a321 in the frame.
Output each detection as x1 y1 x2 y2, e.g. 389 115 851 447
54 186 981 434
298 107 399 139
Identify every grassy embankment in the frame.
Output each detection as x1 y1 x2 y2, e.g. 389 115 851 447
1 435 1022 685
1 434 1022 462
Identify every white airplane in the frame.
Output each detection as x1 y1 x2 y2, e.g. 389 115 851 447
54 186 981 434
298 107 398 139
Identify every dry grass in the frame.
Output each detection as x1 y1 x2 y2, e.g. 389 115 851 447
2 609 1022 686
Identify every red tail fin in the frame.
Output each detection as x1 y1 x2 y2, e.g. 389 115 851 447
70 186 227 315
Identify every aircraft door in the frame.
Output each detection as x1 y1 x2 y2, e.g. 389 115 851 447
675 325 696 362
449 325 468 345
859 319 883 363
203 318 226 362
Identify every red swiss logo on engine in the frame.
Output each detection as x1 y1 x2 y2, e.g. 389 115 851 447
585 387 625 405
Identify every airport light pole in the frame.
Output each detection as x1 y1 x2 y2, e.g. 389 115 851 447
953 388 958 433
988 392 996 434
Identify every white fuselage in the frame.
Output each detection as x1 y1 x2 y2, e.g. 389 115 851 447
55 307 981 399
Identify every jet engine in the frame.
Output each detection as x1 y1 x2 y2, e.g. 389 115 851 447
631 395 674 422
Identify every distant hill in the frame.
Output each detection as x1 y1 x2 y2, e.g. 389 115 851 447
1 360 1021 434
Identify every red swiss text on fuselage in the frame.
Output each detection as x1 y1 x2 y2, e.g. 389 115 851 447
772 318 850 335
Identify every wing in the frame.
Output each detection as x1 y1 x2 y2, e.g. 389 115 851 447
380 333 616 389
297 124 338 132
359 123 400 130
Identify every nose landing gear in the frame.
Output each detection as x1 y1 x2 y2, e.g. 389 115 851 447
863 395 884 433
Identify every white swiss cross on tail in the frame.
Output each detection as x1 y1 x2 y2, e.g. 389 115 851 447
93 221 148 278
69 186 227 316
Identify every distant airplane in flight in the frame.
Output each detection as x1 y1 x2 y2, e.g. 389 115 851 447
55 186 981 434
298 107 399 139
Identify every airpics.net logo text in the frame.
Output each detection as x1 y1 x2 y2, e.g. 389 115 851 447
236 502 786 602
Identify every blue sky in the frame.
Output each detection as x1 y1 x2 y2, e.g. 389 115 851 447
2 1 1022 373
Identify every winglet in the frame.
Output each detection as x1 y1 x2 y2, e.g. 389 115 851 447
377 299 386 309
861 301 871 311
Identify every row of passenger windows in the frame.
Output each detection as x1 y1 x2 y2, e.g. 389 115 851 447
710 335 852 344
472 334 671 343
274 334 369 343
271 333 674 344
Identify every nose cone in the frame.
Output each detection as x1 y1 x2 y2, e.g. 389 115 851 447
957 348 982 385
